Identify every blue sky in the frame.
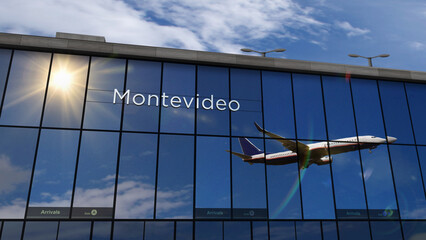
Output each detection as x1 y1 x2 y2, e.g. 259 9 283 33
1 0 425 71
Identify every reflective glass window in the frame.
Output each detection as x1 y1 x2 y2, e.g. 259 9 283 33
0 127 38 218
224 221 250 240
379 80 414 144
292 74 327 140
0 51 50 126
351 78 386 140
197 66 229 135
160 63 195 134
262 71 295 139
176 222 193 240
123 60 161 132
57 221 91 240
322 76 357 140
406 83 426 145
156 135 194 219
116 133 157 219
389 145 426 219
0 49 12 105
145 221 174 240
92 221 111 240
230 68 262 137
195 221 222 240
402 221 426 240
83 57 125 130
416 146 426 195
231 137 267 219
196 136 230 219
269 221 295 240
72 131 119 218
322 221 338 240
370 221 403 240
113 221 143 240
252 221 268 240
1 221 23 240
338 221 370 240
296 221 321 240
23 221 58 240
266 139 302 219
42 54 89 128
28 130 79 218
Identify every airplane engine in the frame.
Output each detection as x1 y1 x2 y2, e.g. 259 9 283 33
316 156 333 165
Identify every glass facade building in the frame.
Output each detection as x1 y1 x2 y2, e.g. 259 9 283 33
0 32 425 239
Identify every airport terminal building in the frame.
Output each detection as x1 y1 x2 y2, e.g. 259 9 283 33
0 32 425 239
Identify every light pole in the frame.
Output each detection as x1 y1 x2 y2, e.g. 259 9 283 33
348 54 390 67
241 48 286 57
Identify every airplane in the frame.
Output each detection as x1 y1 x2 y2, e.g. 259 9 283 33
227 123 397 169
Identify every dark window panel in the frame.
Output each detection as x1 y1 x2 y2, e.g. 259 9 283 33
123 60 161 132
23 221 58 240
296 221 321 240
145 221 174 240
197 66 229 136
378 80 414 144
195 221 222 240
269 221 295 240
252 221 268 240
113 221 144 240
322 76 357 140
402 221 426 240
322 221 338 240
196 136 230 219
230 68 263 137
262 71 295 139
115 133 157 219
389 145 426 219
176 221 193 240
92 221 111 240
266 139 302 219
42 54 89 128
57 221 91 240
0 51 50 126
224 221 251 240
370 221 403 240
406 83 426 145
416 146 426 197
0 127 39 218
160 63 195 134
0 49 12 106
0 222 23 240
83 57 125 130
338 221 370 240
293 74 327 140
156 135 194 219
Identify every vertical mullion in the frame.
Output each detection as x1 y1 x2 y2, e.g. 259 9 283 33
193 65 198 220
228 68 233 219
0 49 14 118
259 70 269 222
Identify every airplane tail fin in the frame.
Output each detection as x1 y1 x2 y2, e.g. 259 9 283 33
238 137 264 156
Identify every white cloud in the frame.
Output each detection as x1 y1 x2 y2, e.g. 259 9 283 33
409 41 425 50
335 21 370 37
0 154 31 194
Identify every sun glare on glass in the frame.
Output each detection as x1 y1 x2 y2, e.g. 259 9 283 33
51 70 73 90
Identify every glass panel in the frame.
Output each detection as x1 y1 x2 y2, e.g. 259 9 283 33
402 221 426 240
57 221 91 240
416 146 426 196
113 221 143 240
370 221 403 240
406 83 426 145
293 74 327 140
296 221 321 240
331 142 367 219
145 221 174 240
231 137 267 219
0 127 38 218
300 140 335 219
230 68 262 137
338 221 370 240
83 57 125 130
322 76 356 140
196 136 230 219
252 221 268 240
176 222 193 240
0 49 12 105
28 130 79 218
42 54 89 128
262 71 295 139
322 221 338 240
156 135 194 219
379 81 414 144
266 139 302 219
351 78 386 140
0 51 50 126
123 60 161 132
116 133 157 219
72 131 119 218
389 145 426 219
92 221 111 240
269 221 295 240
1 222 23 240
197 65 229 135
360 145 398 219
195 221 222 240
160 63 195 134
23 221 58 240
224 221 250 240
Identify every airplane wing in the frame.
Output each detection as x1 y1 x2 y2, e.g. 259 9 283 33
254 122 309 154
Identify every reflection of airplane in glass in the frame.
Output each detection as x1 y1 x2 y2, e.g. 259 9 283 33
228 123 397 169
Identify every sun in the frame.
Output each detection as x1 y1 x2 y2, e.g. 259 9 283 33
51 70 73 90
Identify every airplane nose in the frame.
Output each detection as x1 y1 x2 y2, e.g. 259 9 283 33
387 136 397 143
